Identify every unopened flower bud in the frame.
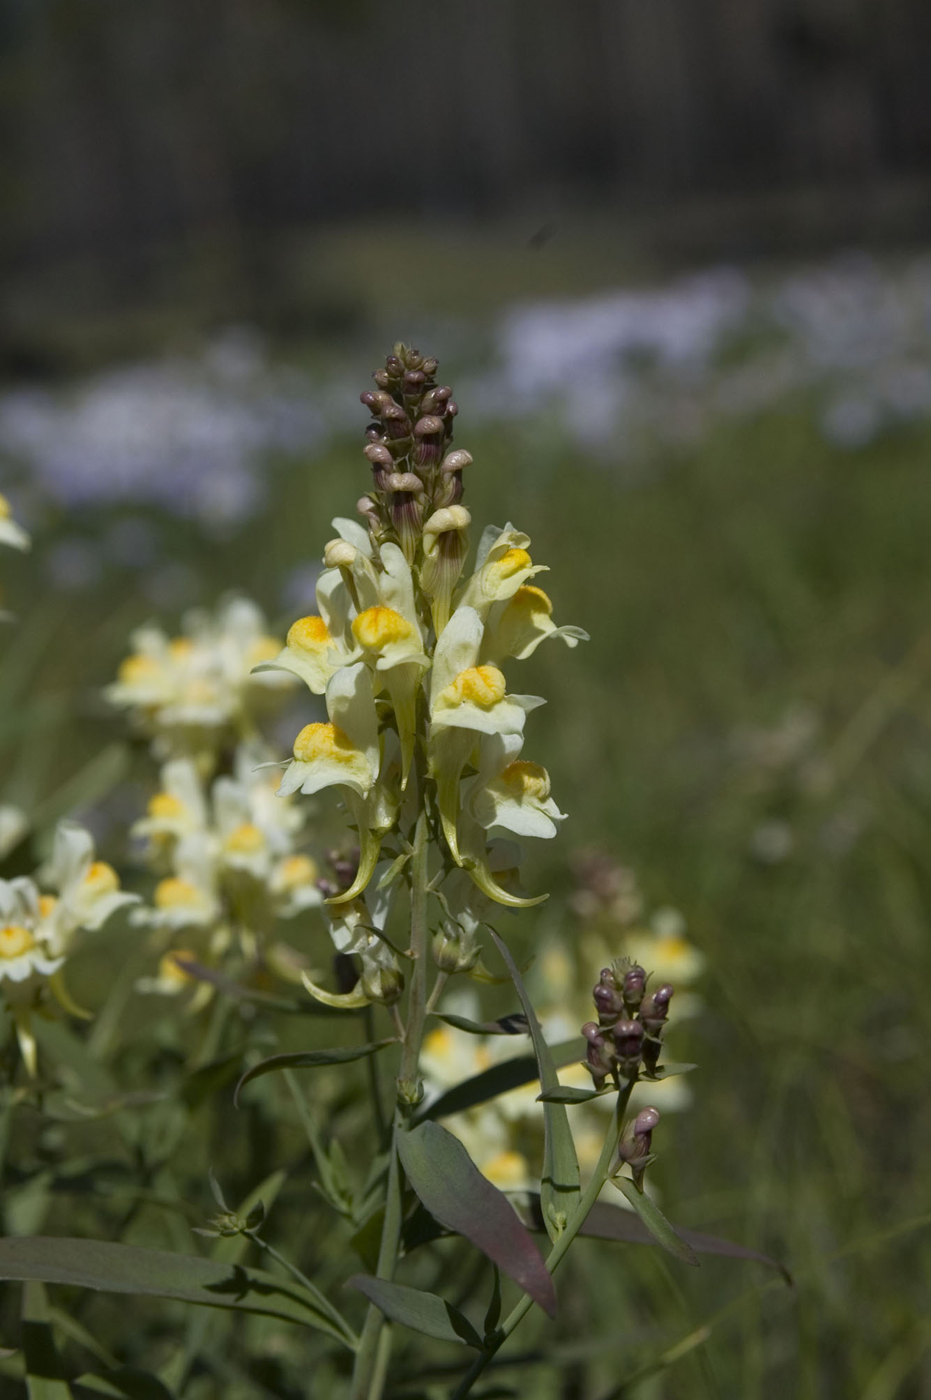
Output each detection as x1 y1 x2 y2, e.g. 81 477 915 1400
382 404 411 440
612 1017 644 1076
639 983 674 1034
422 357 438 376
617 1106 660 1189
441 450 473 474
593 967 624 1027
385 355 402 376
582 1021 615 1091
444 400 459 420
385 472 425 561
360 962 404 1007
403 370 426 395
324 539 358 570
413 414 446 468
622 962 647 1011
421 505 471 633
364 442 394 468
372 368 392 389
432 922 479 974
357 495 383 531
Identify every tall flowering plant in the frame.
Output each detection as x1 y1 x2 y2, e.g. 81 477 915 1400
0 349 770 1400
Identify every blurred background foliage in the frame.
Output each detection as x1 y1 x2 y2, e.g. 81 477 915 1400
1 2 931 1397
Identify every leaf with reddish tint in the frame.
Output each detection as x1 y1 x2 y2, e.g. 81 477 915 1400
397 1122 557 1318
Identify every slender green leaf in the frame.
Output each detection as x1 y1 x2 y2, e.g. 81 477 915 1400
489 930 580 1238
0 1237 355 1347
397 1122 557 1318
348 1276 482 1348
536 1085 609 1105
521 1193 790 1281
612 1180 699 1266
433 1012 529 1036
415 1038 586 1123
23 1280 71 1400
234 1041 395 1107
73 1369 176 1399
644 1063 698 1081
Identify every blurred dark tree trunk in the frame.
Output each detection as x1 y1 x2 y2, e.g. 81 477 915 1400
1 0 930 271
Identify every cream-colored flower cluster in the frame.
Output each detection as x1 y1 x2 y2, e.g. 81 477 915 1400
0 825 137 1072
106 597 293 762
131 740 322 1000
261 514 587 1003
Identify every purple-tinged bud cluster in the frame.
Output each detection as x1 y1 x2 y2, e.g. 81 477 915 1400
356 345 467 561
582 963 674 1089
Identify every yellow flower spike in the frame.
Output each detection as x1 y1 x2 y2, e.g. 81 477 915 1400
300 970 371 1010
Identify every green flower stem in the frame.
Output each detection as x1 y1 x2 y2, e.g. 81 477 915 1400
397 808 429 1102
450 1080 637 1400
247 1232 359 1350
351 808 431 1400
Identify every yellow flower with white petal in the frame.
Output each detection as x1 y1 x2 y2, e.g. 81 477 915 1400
280 664 379 801
429 606 543 739
108 598 293 759
482 584 588 663
457 523 548 620
132 758 208 853
351 544 430 785
469 734 566 841
138 833 220 931
254 556 360 696
41 824 138 953
0 494 30 552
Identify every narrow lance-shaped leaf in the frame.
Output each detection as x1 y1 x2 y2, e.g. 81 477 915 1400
234 1041 396 1107
397 1121 557 1318
348 1276 483 1348
433 1011 529 1036
489 930 580 1238
0 1238 356 1348
612 1179 699 1266
415 1038 586 1123
518 1193 791 1283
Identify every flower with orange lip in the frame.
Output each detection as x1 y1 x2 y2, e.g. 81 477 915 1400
481 583 588 663
456 523 548 619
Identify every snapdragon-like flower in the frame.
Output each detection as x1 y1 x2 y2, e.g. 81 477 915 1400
106 597 293 761
0 825 137 1073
